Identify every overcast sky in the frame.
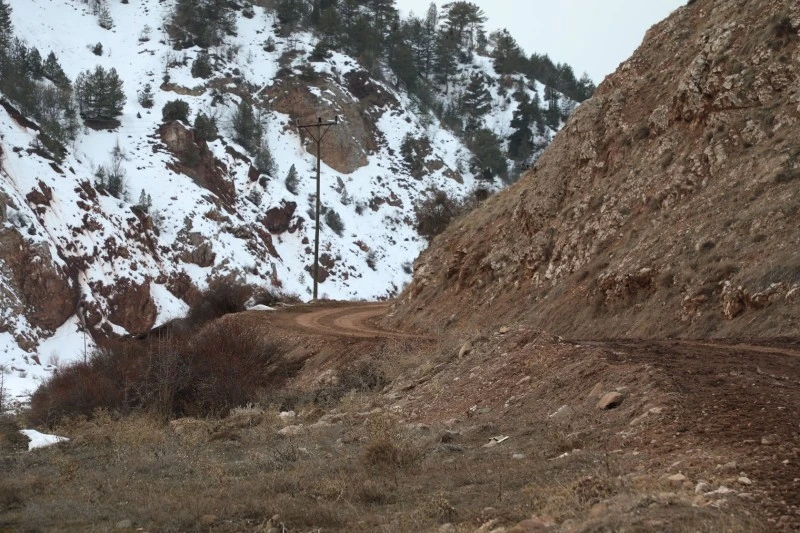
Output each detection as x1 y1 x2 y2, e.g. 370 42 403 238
394 0 686 83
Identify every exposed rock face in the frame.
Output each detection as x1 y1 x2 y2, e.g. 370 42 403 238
266 72 388 174
0 227 75 332
396 0 800 338
263 201 298 234
160 121 235 205
177 232 216 268
103 278 157 336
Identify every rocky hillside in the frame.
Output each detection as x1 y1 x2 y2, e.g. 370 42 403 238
0 0 580 401
395 0 800 339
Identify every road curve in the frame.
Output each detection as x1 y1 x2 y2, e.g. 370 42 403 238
292 302 430 340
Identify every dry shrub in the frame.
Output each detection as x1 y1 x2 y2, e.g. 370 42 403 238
250 287 301 307
176 323 282 417
30 321 285 425
355 479 394 505
55 409 166 450
307 358 389 408
362 414 423 478
29 340 148 426
414 189 475 242
187 277 253 327
424 493 457 523
0 479 29 511
0 415 29 453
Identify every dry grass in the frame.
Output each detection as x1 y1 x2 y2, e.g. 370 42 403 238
2 328 770 532
1 387 761 532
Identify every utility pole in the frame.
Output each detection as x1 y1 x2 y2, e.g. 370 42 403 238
296 116 338 301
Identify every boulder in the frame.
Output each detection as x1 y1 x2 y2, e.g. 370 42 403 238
596 392 625 410
458 341 473 358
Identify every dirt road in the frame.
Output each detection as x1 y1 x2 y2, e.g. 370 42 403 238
251 301 433 340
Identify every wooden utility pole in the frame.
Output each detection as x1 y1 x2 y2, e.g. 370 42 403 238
296 116 338 301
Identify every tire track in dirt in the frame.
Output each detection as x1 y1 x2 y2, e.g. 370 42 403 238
293 302 433 340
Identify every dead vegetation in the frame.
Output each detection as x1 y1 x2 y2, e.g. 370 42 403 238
28 281 299 425
2 315 781 532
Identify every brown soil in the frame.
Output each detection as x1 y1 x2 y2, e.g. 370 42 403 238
235 303 800 529
3 302 798 531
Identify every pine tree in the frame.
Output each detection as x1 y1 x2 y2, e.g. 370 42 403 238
285 164 299 194
101 68 125 117
441 1 486 50
95 166 107 192
543 84 561 129
461 73 492 132
25 47 43 79
106 142 127 199
578 72 596 101
97 3 113 29
162 99 190 122
191 50 213 78
491 29 523 74
137 83 155 108
508 89 540 162
325 209 344 236
137 189 152 213
317 5 342 47
75 66 126 120
422 3 438 73
276 0 302 24
468 128 507 182
193 112 218 142
366 0 397 42
232 100 263 153
0 0 12 52
434 31 458 93
254 139 275 175
389 40 418 90
172 0 236 48
42 52 69 87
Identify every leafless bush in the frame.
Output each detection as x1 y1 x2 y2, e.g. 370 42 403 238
187 277 253 327
414 188 476 242
30 322 285 424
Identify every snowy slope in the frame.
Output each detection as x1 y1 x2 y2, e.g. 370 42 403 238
0 0 573 403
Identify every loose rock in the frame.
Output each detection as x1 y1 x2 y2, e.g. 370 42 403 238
666 473 688 486
596 392 625 410
458 341 473 358
695 481 712 494
277 425 306 437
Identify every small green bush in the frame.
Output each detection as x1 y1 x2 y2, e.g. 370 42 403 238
162 99 190 123
193 113 218 142
325 209 344 236
191 50 213 79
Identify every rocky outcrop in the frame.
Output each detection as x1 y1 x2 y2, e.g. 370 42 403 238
103 278 157 336
160 121 235 206
177 232 216 268
395 0 800 339
0 228 75 332
263 201 298 234
265 74 384 174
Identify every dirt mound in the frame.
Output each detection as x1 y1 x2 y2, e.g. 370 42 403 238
394 0 800 339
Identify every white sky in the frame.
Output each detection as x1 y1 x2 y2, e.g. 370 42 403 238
395 0 686 83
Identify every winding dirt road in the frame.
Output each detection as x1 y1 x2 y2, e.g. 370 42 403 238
256 301 432 340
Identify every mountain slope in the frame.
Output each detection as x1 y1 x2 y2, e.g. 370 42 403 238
394 0 800 339
0 0 580 401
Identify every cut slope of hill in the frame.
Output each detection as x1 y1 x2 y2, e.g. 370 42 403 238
394 0 800 339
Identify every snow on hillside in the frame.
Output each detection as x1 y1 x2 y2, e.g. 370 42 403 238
0 0 486 402
0 0 579 403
